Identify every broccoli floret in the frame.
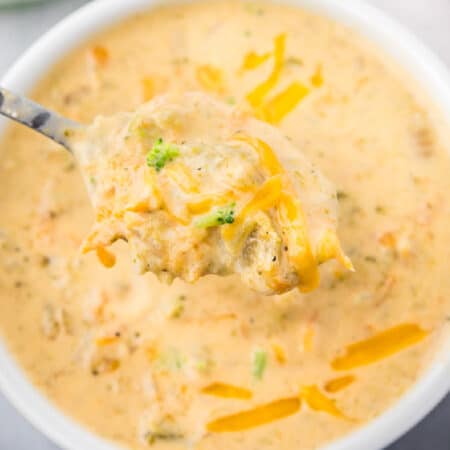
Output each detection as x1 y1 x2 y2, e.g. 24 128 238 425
146 138 180 171
194 203 236 228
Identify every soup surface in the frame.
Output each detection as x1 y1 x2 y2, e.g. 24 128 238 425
0 1 449 449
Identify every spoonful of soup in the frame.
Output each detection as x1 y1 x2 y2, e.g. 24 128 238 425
0 88 352 294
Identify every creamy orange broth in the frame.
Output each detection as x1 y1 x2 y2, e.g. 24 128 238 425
0 1 449 449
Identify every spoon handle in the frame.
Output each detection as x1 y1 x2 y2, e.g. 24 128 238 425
0 87 81 151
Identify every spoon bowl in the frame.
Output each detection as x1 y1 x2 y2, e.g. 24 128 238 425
0 87 81 150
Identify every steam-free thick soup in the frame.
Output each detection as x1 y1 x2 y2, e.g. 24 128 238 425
0 1 449 449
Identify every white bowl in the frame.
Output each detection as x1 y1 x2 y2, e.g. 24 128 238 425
1 0 449 449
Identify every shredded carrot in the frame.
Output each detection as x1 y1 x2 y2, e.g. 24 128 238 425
324 375 356 393
332 323 429 371
202 382 253 399
301 385 350 419
207 396 301 432
96 247 116 268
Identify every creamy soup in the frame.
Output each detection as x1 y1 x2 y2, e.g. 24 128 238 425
0 1 449 450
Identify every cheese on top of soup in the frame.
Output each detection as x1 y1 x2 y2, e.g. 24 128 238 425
0 1 448 450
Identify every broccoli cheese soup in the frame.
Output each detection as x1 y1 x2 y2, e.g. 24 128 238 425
0 1 449 450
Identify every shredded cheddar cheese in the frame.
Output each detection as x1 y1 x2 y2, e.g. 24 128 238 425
196 65 224 93
141 77 155 101
90 45 109 66
301 385 350 420
247 33 286 107
324 375 356 393
332 324 428 371
303 326 315 352
240 51 271 71
262 81 310 124
207 397 301 432
96 247 116 268
201 382 253 399
231 135 284 176
310 65 324 88
278 192 319 292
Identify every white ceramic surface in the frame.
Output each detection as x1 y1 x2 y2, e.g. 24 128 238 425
0 1 449 450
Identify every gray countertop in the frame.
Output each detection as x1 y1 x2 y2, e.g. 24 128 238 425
0 1 449 449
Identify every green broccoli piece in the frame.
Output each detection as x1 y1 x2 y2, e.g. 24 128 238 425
194 203 236 228
146 138 180 171
252 349 268 380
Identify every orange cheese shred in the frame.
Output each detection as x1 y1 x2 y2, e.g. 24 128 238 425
141 77 154 101
301 385 350 420
186 192 234 215
242 175 283 214
201 382 253 399
164 163 200 193
231 134 284 176
247 33 286 107
95 336 119 347
310 65 324 87
222 175 283 242
196 65 224 93
240 51 271 71
331 324 429 371
90 45 109 66
278 192 319 292
316 229 354 271
207 396 301 432
96 247 116 268
303 326 315 352
272 342 287 364
262 81 310 124
324 375 356 393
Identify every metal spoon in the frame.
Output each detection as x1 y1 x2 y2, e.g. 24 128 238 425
0 87 81 151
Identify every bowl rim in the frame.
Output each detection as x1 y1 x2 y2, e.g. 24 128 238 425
1 1 449 450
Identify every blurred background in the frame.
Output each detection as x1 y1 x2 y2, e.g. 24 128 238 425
0 0 449 449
